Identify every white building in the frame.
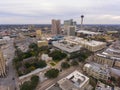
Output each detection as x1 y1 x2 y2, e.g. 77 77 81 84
93 41 120 68
64 36 106 52
83 63 110 80
57 70 90 90
52 40 81 54
76 30 101 37
41 54 52 62
95 81 113 90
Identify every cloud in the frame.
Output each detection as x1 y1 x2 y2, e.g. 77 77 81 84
0 0 120 24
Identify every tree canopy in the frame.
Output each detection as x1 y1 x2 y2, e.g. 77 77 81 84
45 68 59 78
61 62 70 69
49 50 67 61
20 75 39 90
71 60 79 66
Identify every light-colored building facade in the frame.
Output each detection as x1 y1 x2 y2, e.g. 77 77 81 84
52 40 81 54
47 70 90 90
41 54 52 62
83 63 110 80
93 54 114 67
0 49 6 77
64 36 106 52
58 70 90 90
64 19 77 35
76 30 101 37
93 41 120 68
67 26 76 36
37 40 48 47
36 29 42 40
95 81 113 90
51 19 61 35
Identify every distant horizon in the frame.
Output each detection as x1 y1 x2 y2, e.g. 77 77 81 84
0 24 120 25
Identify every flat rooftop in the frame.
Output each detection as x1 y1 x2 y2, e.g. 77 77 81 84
96 82 113 90
65 36 106 47
84 63 110 76
77 30 101 35
52 40 81 53
57 70 89 90
97 53 120 61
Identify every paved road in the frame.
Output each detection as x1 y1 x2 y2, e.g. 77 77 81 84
36 66 81 90
0 39 18 90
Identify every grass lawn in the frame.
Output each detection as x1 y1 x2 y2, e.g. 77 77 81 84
50 62 56 66
53 60 60 63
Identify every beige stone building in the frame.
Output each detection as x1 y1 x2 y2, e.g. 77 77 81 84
64 36 106 52
93 41 120 68
0 49 6 77
37 40 48 47
114 60 120 68
93 54 114 67
83 63 110 80
36 29 42 40
47 70 91 90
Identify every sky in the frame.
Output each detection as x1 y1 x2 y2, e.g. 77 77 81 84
0 0 120 24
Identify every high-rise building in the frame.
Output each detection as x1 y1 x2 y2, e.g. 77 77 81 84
67 26 76 36
51 19 61 35
64 19 77 35
0 49 6 77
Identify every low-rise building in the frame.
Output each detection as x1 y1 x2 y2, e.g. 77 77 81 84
52 40 81 54
41 54 52 62
83 63 110 80
76 30 101 37
58 70 90 90
64 36 106 52
37 40 48 47
47 70 91 90
95 81 113 90
93 41 120 68
18 66 49 86
93 53 114 67
0 39 7 45
0 49 6 77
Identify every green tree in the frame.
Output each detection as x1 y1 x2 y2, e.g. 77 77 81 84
89 77 97 89
20 75 39 90
23 51 33 59
35 60 47 68
49 50 67 61
25 62 31 68
45 68 59 78
15 62 22 70
28 66 36 72
39 46 49 52
15 48 24 60
61 62 70 69
31 75 39 89
117 77 120 87
71 60 79 66
20 81 32 90
29 43 38 50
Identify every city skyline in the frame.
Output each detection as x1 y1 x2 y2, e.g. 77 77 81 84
0 0 120 24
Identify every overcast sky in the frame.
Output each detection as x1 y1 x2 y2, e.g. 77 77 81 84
0 0 120 24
